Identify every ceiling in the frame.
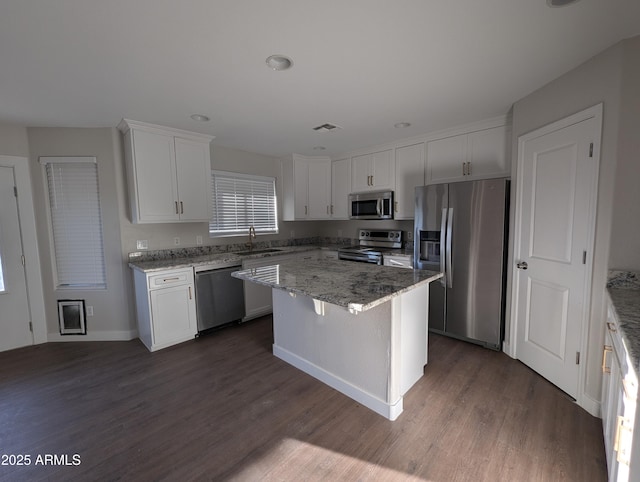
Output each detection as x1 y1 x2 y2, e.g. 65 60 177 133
1 1 638 159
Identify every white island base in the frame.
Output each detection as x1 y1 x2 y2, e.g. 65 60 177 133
271 283 429 421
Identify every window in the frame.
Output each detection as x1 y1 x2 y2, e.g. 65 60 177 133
40 157 106 289
209 171 278 237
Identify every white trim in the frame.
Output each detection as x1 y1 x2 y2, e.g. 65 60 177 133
48 329 138 342
0 156 47 345
332 114 510 160
39 156 96 165
509 103 603 414
117 118 214 142
211 169 275 184
273 344 404 421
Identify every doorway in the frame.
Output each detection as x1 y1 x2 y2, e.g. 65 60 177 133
511 105 602 401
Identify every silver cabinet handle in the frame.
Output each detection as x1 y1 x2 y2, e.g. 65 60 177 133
517 261 528 270
305 205 308 215
440 208 447 287
180 201 184 214
467 162 471 176
175 201 179 214
446 207 453 288
462 162 466 175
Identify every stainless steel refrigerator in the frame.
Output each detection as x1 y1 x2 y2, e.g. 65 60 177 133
413 179 509 350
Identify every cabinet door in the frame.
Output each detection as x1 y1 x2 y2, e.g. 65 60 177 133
426 134 467 184
467 126 509 179
331 158 351 219
351 154 372 192
150 283 196 346
307 160 331 219
371 149 394 190
174 137 211 222
395 143 425 219
294 159 309 219
131 129 179 222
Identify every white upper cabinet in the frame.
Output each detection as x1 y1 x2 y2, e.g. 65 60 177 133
331 158 351 219
119 119 213 224
281 154 331 221
426 125 510 184
394 142 425 219
351 149 394 193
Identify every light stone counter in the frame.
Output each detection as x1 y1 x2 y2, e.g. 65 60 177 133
128 245 327 273
607 271 640 373
231 258 442 313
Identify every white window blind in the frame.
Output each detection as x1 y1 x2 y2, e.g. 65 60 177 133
210 171 278 237
40 157 106 289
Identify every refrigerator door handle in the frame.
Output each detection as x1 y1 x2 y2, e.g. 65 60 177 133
440 207 447 287
446 207 453 288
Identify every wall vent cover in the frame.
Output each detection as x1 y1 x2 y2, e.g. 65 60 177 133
312 123 342 132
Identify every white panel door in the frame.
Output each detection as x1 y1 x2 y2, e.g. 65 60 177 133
514 116 597 399
0 167 32 352
174 137 211 222
307 160 331 219
395 142 425 219
426 134 467 183
331 158 351 219
131 129 179 222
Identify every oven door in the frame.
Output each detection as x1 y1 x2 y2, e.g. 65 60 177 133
349 191 394 220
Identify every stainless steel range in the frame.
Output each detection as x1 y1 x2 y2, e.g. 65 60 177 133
338 229 403 264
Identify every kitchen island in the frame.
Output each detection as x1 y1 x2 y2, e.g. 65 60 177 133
232 258 442 420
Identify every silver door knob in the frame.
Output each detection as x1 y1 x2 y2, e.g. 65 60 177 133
517 261 528 270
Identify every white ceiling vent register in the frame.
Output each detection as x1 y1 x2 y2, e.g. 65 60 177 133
312 123 342 132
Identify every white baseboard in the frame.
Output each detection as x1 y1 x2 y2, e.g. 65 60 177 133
273 344 403 421
579 392 601 418
48 330 138 342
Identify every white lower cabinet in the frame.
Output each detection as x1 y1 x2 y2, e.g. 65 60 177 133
133 267 197 352
602 296 639 481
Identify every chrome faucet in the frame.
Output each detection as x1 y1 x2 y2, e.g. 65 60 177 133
247 226 256 251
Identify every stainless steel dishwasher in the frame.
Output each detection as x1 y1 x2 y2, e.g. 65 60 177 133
194 262 245 332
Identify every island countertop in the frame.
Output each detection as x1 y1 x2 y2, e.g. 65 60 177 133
231 258 443 313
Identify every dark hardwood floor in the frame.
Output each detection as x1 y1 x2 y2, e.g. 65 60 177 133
0 316 606 481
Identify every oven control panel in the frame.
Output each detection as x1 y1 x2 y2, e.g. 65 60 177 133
359 230 402 241
358 229 403 249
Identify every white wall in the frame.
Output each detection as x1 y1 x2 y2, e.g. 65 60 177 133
510 36 636 404
27 127 135 340
0 122 30 157
609 35 640 270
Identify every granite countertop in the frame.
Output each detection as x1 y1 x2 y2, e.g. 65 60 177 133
607 270 640 373
129 245 330 273
231 258 442 313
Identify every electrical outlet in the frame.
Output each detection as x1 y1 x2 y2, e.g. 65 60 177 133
407 231 413 241
86 306 94 316
174 237 180 246
136 240 148 250
196 235 203 245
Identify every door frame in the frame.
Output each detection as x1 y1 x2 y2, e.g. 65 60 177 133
508 104 603 413
0 156 47 345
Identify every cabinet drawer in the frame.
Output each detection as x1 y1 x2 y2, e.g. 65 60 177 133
148 269 193 288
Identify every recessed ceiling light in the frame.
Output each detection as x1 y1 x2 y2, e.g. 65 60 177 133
313 146 326 151
266 55 293 71
190 114 210 122
394 122 411 128
546 0 580 7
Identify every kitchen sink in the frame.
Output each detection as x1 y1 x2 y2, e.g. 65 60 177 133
234 248 283 255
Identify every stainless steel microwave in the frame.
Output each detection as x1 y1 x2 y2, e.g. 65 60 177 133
349 191 394 220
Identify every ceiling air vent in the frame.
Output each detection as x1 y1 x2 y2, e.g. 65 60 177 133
312 123 342 132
